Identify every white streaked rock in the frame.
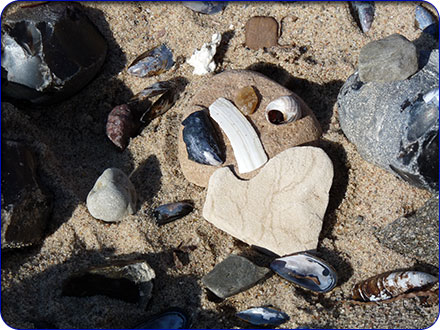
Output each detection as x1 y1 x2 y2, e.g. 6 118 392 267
209 97 268 173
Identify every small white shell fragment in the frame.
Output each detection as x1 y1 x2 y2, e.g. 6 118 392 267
86 168 137 222
265 95 302 125
209 97 268 173
187 33 222 75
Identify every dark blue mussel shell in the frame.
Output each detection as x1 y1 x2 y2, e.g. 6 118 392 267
182 110 224 166
152 201 194 226
182 1 227 14
236 306 289 326
135 308 190 329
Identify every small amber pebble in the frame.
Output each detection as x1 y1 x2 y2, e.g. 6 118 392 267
234 86 259 115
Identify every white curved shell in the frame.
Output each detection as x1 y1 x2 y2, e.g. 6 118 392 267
265 95 302 125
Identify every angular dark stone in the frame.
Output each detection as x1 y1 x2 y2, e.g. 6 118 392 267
358 34 418 82
202 254 270 299
152 201 194 226
375 195 439 266
134 308 190 329
62 259 155 308
182 1 227 14
338 49 439 192
1 2 107 105
1 140 52 249
182 110 224 166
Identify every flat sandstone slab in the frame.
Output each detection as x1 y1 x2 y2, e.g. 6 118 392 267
178 70 322 187
203 146 334 256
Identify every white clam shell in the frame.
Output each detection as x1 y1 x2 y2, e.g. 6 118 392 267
265 95 302 125
209 97 268 174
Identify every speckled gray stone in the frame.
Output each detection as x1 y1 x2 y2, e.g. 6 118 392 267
86 168 137 222
375 195 439 266
202 255 270 299
358 34 418 82
338 49 439 192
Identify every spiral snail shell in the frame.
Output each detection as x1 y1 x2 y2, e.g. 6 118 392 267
265 95 302 125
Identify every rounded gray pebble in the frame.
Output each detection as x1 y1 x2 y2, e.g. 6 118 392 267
86 168 137 222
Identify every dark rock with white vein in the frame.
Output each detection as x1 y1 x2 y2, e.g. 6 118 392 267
182 110 224 166
338 49 439 192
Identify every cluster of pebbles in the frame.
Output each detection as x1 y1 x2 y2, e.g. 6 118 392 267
1 1 439 329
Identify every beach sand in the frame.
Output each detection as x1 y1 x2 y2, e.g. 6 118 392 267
1 1 438 328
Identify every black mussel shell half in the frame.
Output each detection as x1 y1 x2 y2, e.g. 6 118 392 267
182 1 227 14
270 253 338 293
134 308 190 329
152 201 194 226
182 110 224 166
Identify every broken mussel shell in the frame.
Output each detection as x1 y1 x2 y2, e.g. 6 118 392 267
1 2 108 105
270 252 338 293
182 110 224 166
106 104 140 151
265 95 302 125
128 44 174 78
106 80 180 150
236 306 289 326
62 259 155 308
349 1 375 33
351 270 438 303
152 201 194 226
134 307 191 329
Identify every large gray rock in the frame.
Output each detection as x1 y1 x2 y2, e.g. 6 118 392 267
338 49 439 192
358 34 418 82
202 255 270 299
1 140 52 249
375 195 439 266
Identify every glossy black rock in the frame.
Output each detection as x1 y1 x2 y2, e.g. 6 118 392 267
134 308 190 329
152 201 194 226
182 110 224 166
1 2 107 105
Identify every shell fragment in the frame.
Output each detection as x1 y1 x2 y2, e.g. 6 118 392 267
209 97 268 173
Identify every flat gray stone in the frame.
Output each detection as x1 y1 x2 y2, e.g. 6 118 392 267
86 168 137 222
338 49 438 192
358 34 418 82
202 255 270 299
375 195 439 266
1 140 53 249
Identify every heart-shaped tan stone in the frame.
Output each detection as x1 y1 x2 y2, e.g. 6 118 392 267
203 146 333 256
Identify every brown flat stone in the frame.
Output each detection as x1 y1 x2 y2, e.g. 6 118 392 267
245 16 279 50
178 70 322 187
